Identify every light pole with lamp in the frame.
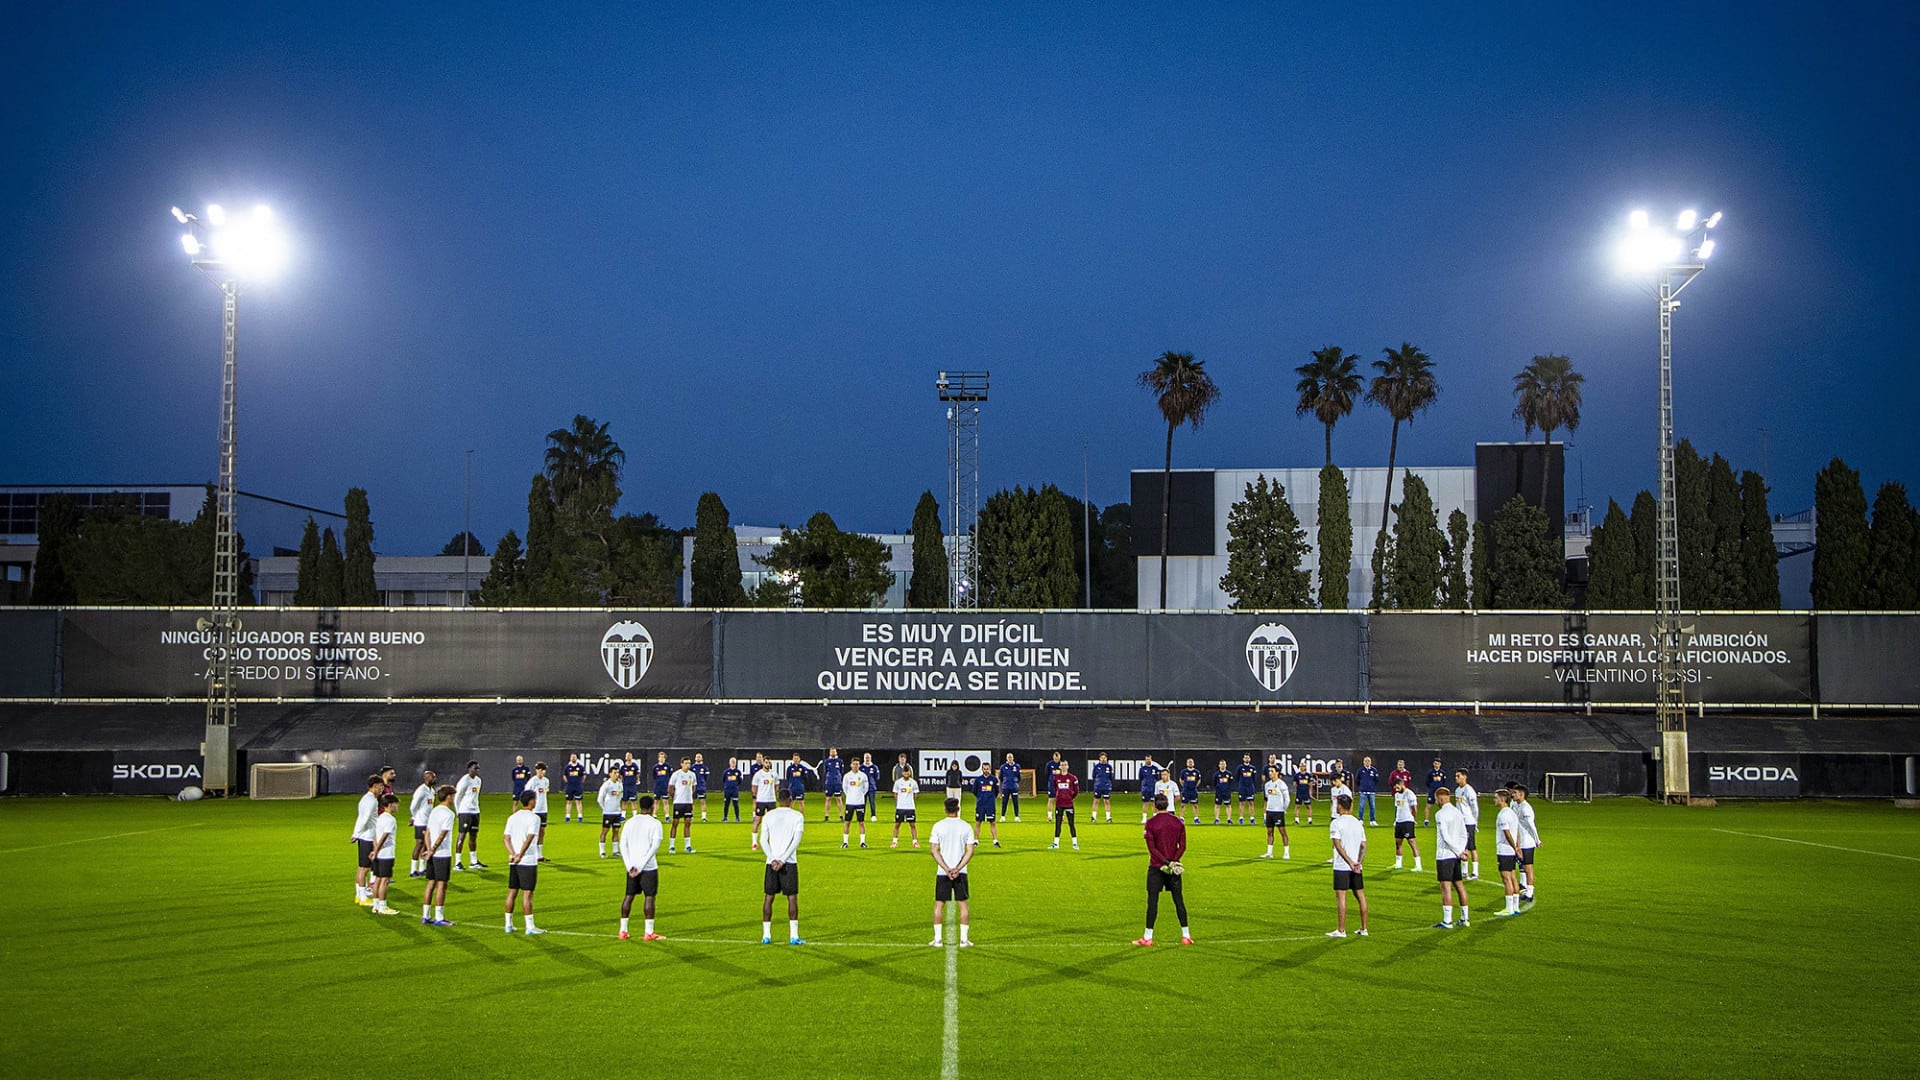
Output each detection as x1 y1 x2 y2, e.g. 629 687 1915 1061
1616 206 1721 804
173 202 289 795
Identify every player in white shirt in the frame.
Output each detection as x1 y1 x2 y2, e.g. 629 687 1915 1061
668 758 698 854
1260 766 1292 860
596 771 625 858
750 755 782 851
421 784 458 926
1492 788 1525 915
1512 782 1541 902
841 767 872 849
1452 770 1480 881
892 773 921 848
928 798 977 947
1152 775 1181 824
620 795 665 940
407 769 438 877
1431 786 1471 929
502 790 546 934
366 793 401 915
1391 779 1423 871
760 790 807 945
453 760 487 870
350 773 383 906
1327 794 1369 938
526 763 552 863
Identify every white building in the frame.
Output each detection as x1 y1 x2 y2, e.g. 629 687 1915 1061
256 555 483 607
680 525 916 609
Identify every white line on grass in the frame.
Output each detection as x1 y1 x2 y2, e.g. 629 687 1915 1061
0 823 204 855
942 916 959 1080
540 928 1424 947
1711 828 1920 863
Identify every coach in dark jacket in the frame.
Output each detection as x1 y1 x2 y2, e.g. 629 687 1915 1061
1135 795 1191 946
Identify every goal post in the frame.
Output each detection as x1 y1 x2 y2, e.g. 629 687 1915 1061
250 763 320 800
1543 772 1592 803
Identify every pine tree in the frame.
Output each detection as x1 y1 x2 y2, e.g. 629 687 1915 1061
691 492 748 607
1387 475 1445 609
1490 494 1562 608
519 474 592 604
28 493 78 604
343 488 378 604
1470 521 1492 609
479 530 524 605
1370 528 1397 609
1812 457 1870 609
1628 490 1658 607
1585 499 1636 608
293 517 321 604
1865 482 1919 609
1675 439 1713 606
606 513 682 606
1218 476 1311 608
907 491 949 608
755 512 894 607
1316 464 1352 609
1442 509 1471 607
316 527 346 605
1704 454 1744 606
977 486 1077 608
1739 471 1780 608
1097 503 1136 609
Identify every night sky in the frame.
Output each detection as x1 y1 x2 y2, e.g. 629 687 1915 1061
3 3 1914 554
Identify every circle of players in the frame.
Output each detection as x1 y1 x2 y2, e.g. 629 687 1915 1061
348 749 1545 943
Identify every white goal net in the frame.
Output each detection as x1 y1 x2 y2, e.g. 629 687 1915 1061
1543 772 1592 803
250 763 320 800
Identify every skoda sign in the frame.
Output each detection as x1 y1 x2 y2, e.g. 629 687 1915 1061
1245 622 1300 692
600 621 655 690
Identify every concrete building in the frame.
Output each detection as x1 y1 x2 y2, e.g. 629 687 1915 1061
680 525 916 609
256 555 483 607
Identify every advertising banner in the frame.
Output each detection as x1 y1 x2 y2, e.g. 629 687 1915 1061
0 610 57 697
1813 614 1920 705
58 609 714 699
1146 613 1367 703
1697 754 1804 798
111 750 207 795
1368 612 1810 705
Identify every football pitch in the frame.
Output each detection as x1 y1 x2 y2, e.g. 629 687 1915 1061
1 795 1915 1078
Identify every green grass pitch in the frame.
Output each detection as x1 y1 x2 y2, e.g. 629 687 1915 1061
1 794 1915 1077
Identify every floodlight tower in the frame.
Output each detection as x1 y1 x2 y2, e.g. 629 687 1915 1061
937 371 988 607
1616 206 1721 804
172 202 290 795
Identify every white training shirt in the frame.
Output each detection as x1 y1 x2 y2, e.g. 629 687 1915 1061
929 816 977 874
1394 789 1418 824
504 807 542 863
1434 802 1468 861
670 768 697 805
454 773 482 814
1495 805 1522 857
843 770 870 807
597 780 624 816
527 775 550 815
894 777 919 811
352 790 379 840
621 814 663 873
426 804 457 857
1330 782 1353 807
1455 783 1480 825
1329 814 1367 871
1154 779 1180 806
761 806 805 864
752 767 781 803
1515 799 1540 848
409 783 434 825
1264 779 1290 812
370 811 397 860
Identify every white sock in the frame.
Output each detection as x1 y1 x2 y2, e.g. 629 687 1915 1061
1143 928 1154 942
1180 926 1189 938
1442 905 1453 924
1461 906 1469 922
789 919 800 940
356 885 366 900
422 905 431 919
1395 857 1403 868
1282 845 1290 858
1265 845 1273 856
505 913 514 929
959 924 969 943
434 906 445 920
644 919 654 934
1415 859 1423 870
524 915 537 930
763 921 772 939
932 924 943 944
598 843 606 855
620 918 630 933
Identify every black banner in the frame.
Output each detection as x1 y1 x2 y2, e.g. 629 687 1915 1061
111 750 207 795
59 609 714 699
1368 612 1811 705
0 610 56 697
1146 613 1367 703
1814 614 1920 705
1695 754 1805 798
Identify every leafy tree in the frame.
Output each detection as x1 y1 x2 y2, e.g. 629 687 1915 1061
754 512 894 608
1366 342 1439 591
1470 520 1492 608
1219 476 1311 608
294 517 322 604
1865 481 1919 609
544 415 624 596
520 473 593 604
343 488 378 604
1295 346 1364 467
1490 494 1561 608
183 486 254 606
1096 502 1136 609
1739 471 1780 608
1585 499 1636 608
1442 508 1471 608
978 485 1077 608
691 492 748 607
1675 439 1713 606
478 530 524 605
606 512 681 606
1316 464 1351 609
1628 490 1659 606
1704 454 1744 606
1387 475 1445 609
315 527 346 606
1138 351 1221 608
28 494 77 603
907 491 949 608
439 532 487 557
1811 457 1869 609
1511 353 1583 507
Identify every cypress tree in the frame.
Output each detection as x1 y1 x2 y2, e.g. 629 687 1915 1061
690 492 748 607
343 488 378 604
1585 499 1636 608
1442 509 1471 607
907 491 949 608
1675 439 1712 606
1387 475 1444 609
28 493 78 604
316 527 346 605
1704 454 1744 606
1370 528 1397 609
1470 520 1492 609
1739 471 1780 608
479 530 524 605
1865 482 1919 609
521 474 560 603
1316 464 1352 609
1811 457 1869 609
1628 490 1659 606
1490 494 1562 608
293 517 321 604
1219 476 1311 609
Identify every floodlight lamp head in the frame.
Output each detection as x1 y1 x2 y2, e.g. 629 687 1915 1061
1696 238 1716 260
1705 211 1723 229
205 203 226 226
188 201 290 281
1677 209 1698 231
1628 209 1649 231
171 206 190 224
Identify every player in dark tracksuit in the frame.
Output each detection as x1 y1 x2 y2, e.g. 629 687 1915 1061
1425 759 1446 826
1092 754 1115 823
562 757 586 822
652 753 673 819
721 761 743 822
1235 756 1260 825
998 755 1023 822
1179 762 1201 823
1212 762 1234 825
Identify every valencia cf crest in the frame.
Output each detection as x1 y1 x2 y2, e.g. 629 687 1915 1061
1245 622 1300 692
600 621 655 690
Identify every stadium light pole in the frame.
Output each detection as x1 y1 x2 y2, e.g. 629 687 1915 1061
173 202 290 795
1615 206 1721 805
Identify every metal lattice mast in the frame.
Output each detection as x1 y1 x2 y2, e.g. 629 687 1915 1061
938 371 988 607
1653 271 1684 743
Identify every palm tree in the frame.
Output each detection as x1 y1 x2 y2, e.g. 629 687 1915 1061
544 414 625 515
1511 353 1584 509
1365 342 1439 596
1294 345 1364 467
1138 351 1221 609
